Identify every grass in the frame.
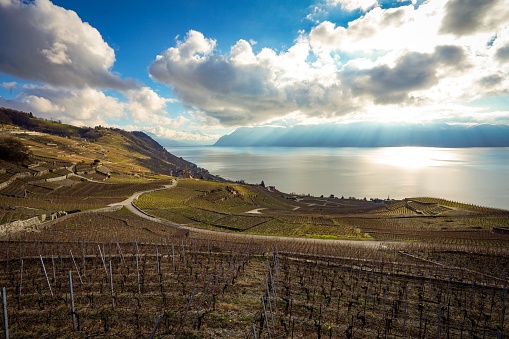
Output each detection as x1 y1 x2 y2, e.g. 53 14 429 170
308 234 340 240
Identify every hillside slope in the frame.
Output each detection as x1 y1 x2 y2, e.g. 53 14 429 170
0 107 211 178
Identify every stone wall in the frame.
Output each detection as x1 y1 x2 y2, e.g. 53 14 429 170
0 216 41 234
0 172 33 190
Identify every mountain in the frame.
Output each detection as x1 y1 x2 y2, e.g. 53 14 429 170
0 107 212 178
214 123 509 147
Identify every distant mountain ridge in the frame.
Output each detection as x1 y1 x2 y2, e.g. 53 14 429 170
214 123 509 147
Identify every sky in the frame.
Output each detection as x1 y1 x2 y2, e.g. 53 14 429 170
1 0 509 144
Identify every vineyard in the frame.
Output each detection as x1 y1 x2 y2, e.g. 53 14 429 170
0 178 508 337
134 179 509 247
0 175 508 337
0 219 508 338
0 177 173 230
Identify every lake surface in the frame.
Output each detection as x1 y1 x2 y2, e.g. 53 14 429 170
167 146 509 210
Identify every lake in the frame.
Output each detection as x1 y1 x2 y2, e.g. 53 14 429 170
167 146 509 210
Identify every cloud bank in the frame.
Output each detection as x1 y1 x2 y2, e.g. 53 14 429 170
0 0 177 130
0 0 130 90
1 0 509 139
150 0 509 126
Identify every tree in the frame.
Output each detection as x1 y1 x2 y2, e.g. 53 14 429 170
260 180 265 187
0 137 31 162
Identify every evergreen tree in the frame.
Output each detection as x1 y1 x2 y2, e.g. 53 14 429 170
0 137 31 162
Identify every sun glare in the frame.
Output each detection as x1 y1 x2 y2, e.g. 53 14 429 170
373 147 457 169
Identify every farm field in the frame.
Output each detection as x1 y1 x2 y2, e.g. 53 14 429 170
135 179 509 247
1 217 508 338
0 178 172 226
0 177 508 337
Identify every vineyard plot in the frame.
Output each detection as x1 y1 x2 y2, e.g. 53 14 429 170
1 237 508 338
246 246 509 339
0 238 270 338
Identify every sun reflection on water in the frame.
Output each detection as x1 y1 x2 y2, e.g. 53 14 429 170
373 147 458 168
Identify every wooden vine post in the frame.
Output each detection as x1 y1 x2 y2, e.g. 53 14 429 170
69 271 76 331
109 261 115 309
261 296 271 339
502 283 507 338
70 250 83 285
2 287 8 339
39 255 53 297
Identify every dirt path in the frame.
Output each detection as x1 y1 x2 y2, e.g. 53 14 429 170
244 208 266 214
107 182 175 210
109 180 402 249
22 179 401 249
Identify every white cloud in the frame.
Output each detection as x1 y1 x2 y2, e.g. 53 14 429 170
144 114 189 128
230 40 257 64
0 0 184 132
0 86 126 126
0 0 134 90
340 45 468 104
149 31 357 126
492 26 509 63
1 83 187 129
327 0 378 12
124 87 176 122
356 103 509 125
309 3 447 54
148 0 509 127
1 0 508 132
439 0 509 36
150 125 221 142
1 82 17 91
187 110 224 129
119 124 220 142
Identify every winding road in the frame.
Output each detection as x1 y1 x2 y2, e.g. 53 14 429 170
101 180 399 249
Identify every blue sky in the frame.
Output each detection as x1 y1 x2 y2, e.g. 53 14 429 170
1 0 508 143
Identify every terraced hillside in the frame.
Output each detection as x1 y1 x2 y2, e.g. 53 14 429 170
0 107 208 178
134 179 509 247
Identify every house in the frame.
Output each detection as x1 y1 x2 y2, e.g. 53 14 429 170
75 163 95 174
96 165 111 177
30 166 51 176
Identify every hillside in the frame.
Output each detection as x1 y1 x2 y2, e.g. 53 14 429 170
0 107 211 178
214 123 509 147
